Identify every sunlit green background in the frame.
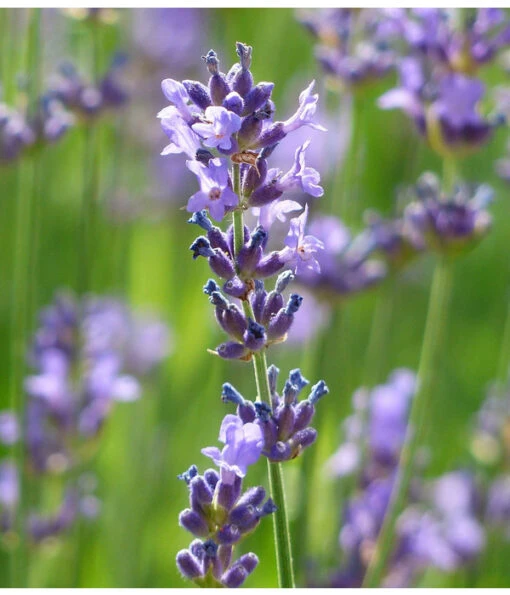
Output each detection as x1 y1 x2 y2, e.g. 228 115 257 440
0 7 509 588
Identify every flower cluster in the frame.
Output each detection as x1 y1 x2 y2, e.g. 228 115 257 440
222 366 328 462
298 9 396 90
324 369 486 587
176 414 272 587
0 54 127 166
379 9 509 157
404 172 493 257
1 292 169 542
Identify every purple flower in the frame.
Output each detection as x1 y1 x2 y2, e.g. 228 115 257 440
192 106 241 151
282 81 327 134
252 199 302 231
276 141 324 198
160 108 201 158
0 461 18 510
201 414 263 484
186 158 239 221
160 78 193 121
0 412 19 446
281 205 325 275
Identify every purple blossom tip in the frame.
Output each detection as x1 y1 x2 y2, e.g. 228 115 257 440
202 49 220 75
190 236 214 259
203 279 220 295
309 379 329 404
254 401 272 423
209 291 229 310
236 42 252 69
289 369 309 392
178 464 199 484
267 365 280 394
260 497 277 516
285 294 303 315
221 383 244 406
275 270 294 293
188 210 212 231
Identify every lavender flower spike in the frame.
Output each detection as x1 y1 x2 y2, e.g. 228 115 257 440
186 158 239 221
202 414 264 484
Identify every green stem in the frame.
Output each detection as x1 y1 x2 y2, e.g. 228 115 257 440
336 94 364 225
363 278 395 388
496 294 510 390
233 166 295 587
10 8 42 587
362 257 453 588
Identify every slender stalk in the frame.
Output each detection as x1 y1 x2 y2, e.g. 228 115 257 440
233 166 295 588
496 294 510 390
362 257 453 587
9 8 42 587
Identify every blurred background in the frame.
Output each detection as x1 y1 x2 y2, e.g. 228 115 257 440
0 7 509 588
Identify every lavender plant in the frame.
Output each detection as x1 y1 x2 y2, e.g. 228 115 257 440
158 42 330 587
1 292 169 543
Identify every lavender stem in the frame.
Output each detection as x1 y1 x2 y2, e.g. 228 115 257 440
362 256 454 587
233 166 296 589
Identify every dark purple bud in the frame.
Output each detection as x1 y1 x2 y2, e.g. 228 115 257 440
223 304 248 341
209 249 236 280
216 476 242 511
242 158 267 196
262 291 285 326
204 468 219 491
233 42 254 97
254 251 286 278
309 380 329 404
226 223 250 255
216 524 241 545
289 369 309 393
221 383 256 423
203 50 230 106
267 311 291 341
183 80 211 110
275 404 296 441
189 476 214 512
293 401 315 432
208 229 231 253
243 319 266 351
209 291 229 310
188 210 212 232
190 236 214 259
223 91 243 115
218 545 233 574
222 564 249 588
255 414 279 453
238 114 265 148
195 148 215 165
269 441 292 462
217 341 248 360
223 276 248 299
238 552 259 574
178 464 198 485
237 227 267 276
256 121 286 149
202 538 219 559
282 380 298 406
243 82 274 115
228 503 257 528
176 549 203 580
249 182 284 208
267 364 280 396
234 486 267 509
254 401 272 423
290 427 317 452
250 280 267 323
179 509 210 537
